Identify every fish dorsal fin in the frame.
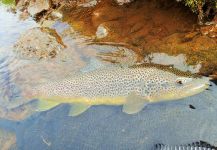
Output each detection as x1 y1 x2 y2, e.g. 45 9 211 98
36 100 60 112
122 93 149 114
68 103 91 116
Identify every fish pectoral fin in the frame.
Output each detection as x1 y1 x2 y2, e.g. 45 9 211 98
68 103 91 117
36 100 60 112
122 93 149 114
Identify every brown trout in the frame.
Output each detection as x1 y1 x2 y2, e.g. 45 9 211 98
24 64 210 116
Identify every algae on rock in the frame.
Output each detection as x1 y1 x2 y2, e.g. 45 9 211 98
179 0 217 24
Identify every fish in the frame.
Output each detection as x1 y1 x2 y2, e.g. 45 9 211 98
22 62 210 116
154 141 217 150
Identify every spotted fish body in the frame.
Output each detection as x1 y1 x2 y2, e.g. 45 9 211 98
30 65 210 116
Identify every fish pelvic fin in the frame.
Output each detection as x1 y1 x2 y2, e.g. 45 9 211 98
122 93 149 114
68 103 91 117
36 99 60 112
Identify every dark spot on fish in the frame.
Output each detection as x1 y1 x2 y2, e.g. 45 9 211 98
130 63 200 78
189 104 196 109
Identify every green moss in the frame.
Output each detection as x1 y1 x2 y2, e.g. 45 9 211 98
0 0 15 5
182 0 217 12
179 0 216 23
182 0 204 12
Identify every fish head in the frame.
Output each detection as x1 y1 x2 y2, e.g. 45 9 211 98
170 76 210 98
148 74 210 101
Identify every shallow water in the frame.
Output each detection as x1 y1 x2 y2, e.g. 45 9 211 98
0 2 217 150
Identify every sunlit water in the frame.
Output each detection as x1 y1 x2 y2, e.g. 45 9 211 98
0 3 217 150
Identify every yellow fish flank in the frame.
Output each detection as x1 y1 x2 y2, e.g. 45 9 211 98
27 66 210 116
39 96 126 105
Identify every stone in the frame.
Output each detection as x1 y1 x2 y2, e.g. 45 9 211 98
27 0 51 16
16 0 51 16
96 24 108 39
115 0 133 5
14 27 66 60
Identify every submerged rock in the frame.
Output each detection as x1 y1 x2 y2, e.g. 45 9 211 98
77 0 98 7
96 24 108 39
200 23 217 38
115 0 133 5
14 27 66 60
16 0 51 16
27 0 50 16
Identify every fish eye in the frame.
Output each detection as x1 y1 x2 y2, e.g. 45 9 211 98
176 80 183 85
176 77 192 85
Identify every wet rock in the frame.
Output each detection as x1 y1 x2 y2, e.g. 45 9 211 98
19 9 30 20
16 0 53 18
182 31 199 42
77 0 98 7
115 0 133 5
51 0 64 6
14 27 66 60
16 0 29 11
96 24 108 39
145 32 217 77
27 0 50 16
200 23 217 38
50 11 63 19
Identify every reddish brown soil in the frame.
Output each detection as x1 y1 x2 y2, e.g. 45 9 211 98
61 0 217 78
63 0 197 41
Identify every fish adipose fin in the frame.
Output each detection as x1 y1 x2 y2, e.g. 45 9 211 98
36 100 60 112
68 103 91 116
122 93 149 114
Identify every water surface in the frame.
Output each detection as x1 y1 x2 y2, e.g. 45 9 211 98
0 2 217 150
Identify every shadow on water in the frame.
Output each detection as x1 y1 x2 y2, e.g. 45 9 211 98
0 1 217 149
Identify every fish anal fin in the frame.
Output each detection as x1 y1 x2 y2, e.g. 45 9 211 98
122 93 149 114
68 103 91 117
36 100 60 112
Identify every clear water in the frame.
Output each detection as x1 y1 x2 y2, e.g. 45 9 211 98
0 3 217 150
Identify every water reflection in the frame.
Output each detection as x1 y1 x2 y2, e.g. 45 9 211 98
0 4 140 121
0 5 37 47
0 128 16 150
144 53 202 73
0 0 215 123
